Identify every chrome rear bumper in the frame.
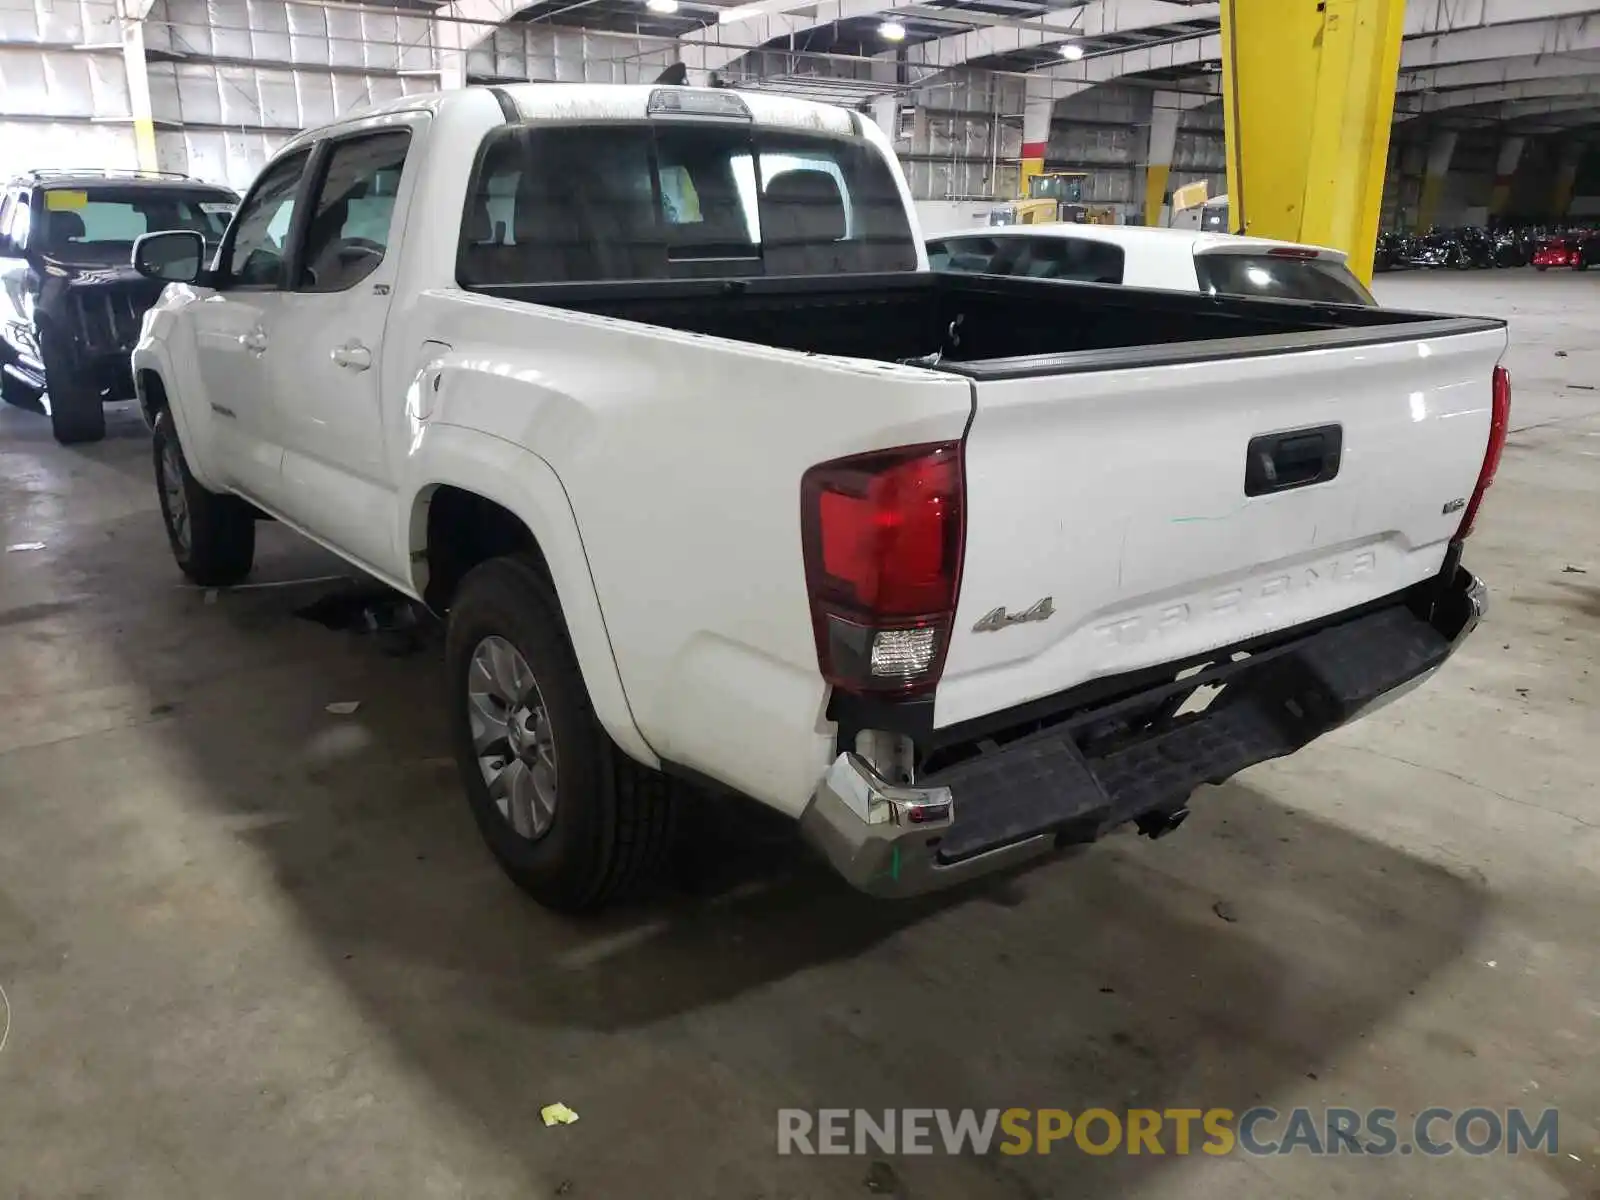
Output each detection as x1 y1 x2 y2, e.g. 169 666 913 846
801 567 1488 899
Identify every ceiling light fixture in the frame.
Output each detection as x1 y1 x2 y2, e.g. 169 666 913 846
647 0 680 11
879 19 907 40
1059 42 1084 60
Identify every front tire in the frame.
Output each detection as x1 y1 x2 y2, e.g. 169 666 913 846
445 555 677 913
40 331 106 444
151 409 255 586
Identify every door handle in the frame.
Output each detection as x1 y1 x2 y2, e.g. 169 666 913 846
238 329 267 354
1244 424 1343 496
331 341 372 372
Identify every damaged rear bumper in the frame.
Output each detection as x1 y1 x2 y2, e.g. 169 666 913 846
801 564 1487 898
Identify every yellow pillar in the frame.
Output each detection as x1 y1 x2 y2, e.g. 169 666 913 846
1143 165 1171 228
1220 0 1405 283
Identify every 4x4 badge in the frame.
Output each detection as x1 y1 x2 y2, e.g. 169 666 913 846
972 597 1056 633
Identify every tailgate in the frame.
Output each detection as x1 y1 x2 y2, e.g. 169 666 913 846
936 325 1507 728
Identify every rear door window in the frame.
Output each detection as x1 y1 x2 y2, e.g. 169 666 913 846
296 129 411 292
457 121 917 285
1195 253 1375 305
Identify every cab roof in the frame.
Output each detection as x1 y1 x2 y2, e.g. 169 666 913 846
284 82 865 150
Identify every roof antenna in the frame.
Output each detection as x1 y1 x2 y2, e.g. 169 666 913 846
654 62 688 86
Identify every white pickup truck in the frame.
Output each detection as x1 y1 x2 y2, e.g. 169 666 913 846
130 84 1506 912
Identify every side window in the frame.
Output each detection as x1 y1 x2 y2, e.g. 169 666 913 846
1013 238 1125 284
297 130 412 293
226 149 311 288
930 236 1002 274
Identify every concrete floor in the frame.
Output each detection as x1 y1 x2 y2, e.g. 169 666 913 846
0 272 1595 1200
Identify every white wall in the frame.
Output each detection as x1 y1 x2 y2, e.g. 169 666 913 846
0 0 138 171
2 0 684 193
144 0 442 189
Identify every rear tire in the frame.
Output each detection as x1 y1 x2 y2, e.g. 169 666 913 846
40 331 106 444
151 409 255 586
445 555 677 913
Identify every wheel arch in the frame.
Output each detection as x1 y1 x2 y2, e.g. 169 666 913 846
403 433 658 769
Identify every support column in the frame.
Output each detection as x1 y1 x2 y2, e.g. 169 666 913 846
1020 82 1053 199
1220 0 1405 283
869 53 899 143
120 0 158 172
436 19 469 90
1552 144 1584 221
1487 136 1525 220
1415 129 1458 231
1143 95 1183 227
871 95 897 141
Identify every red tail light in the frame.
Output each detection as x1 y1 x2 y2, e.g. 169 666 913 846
1268 246 1320 260
800 442 965 695
1458 365 1511 540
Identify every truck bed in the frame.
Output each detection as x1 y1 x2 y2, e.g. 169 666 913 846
471 270 1498 375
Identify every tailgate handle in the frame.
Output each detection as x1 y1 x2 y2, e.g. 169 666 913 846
1244 424 1342 496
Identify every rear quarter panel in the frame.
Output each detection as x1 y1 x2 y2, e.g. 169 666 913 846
407 290 974 814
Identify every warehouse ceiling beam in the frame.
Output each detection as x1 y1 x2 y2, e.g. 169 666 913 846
1401 73 1600 111
1399 51 1600 93
1404 14 1600 69
1405 0 1600 33
805 0 1600 86
912 0 1216 73
680 0 1213 81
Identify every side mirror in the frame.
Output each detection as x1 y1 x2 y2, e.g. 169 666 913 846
133 230 206 284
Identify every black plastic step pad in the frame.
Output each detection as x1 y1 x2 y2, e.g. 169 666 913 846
921 603 1455 865
931 736 1109 863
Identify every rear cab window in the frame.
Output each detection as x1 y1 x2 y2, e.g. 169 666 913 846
458 118 917 286
1194 251 1375 306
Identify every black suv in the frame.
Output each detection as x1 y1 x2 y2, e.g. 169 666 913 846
1 169 238 443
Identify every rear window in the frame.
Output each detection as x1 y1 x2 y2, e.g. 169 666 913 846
36 187 235 261
458 122 917 285
1195 253 1375 306
928 236 1004 273
1008 237 1124 284
930 234 1123 284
